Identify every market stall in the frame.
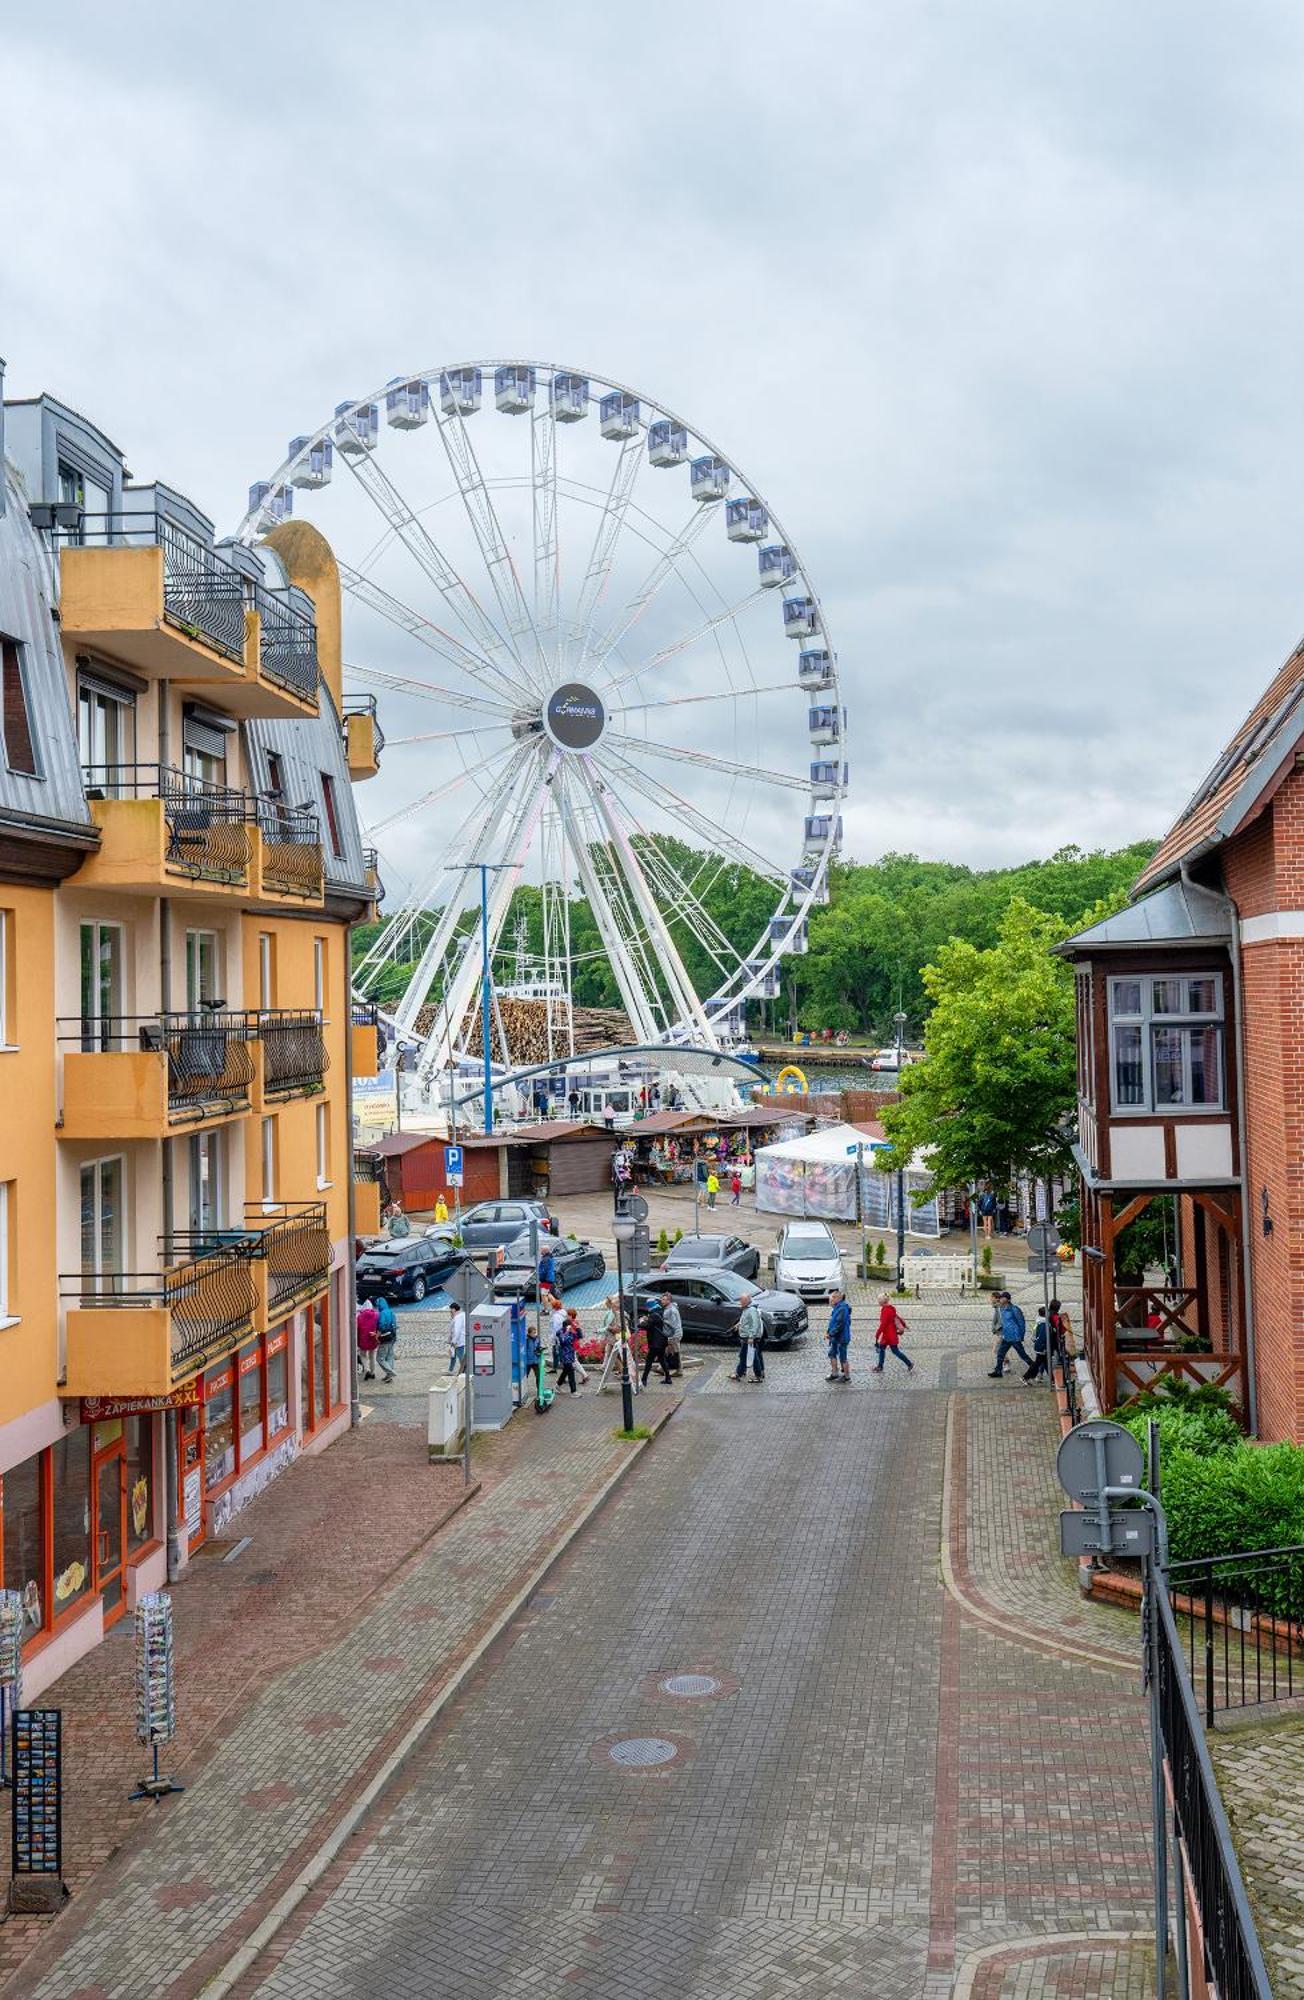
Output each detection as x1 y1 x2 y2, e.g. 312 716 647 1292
754 1121 940 1233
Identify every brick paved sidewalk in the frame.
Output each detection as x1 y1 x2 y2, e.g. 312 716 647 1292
4 1381 680 2000
1212 1720 1304 1998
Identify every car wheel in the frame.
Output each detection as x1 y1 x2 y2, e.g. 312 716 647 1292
411 1276 427 1302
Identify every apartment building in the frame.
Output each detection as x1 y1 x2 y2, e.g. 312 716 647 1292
0 376 381 1696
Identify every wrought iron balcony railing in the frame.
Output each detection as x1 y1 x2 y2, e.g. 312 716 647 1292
353 1151 384 1184
61 1011 258 1121
257 797 324 900
252 582 319 702
259 1010 328 1098
62 512 247 664
245 1200 331 1318
342 692 386 753
60 1238 258 1376
81 763 258 885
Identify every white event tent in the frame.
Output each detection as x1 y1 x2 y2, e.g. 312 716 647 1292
754 1122 940 1234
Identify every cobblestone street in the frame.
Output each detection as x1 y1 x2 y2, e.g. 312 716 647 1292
1 1293 1155 2000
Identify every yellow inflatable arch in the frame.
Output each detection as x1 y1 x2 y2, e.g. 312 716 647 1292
774 1065 808 1094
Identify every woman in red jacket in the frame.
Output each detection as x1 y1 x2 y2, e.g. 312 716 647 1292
873 1298 915 1376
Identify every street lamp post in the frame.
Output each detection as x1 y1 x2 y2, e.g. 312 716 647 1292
611 1208 636 1432
893 1010 908 1290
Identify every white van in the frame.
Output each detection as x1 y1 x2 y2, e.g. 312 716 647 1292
773 1221 844 1302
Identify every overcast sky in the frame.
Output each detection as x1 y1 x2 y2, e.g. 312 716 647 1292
6 0 1304 872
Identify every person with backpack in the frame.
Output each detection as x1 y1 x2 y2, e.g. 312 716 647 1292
555 1313 579 1395
873 1297 915 1375
640 1299 672 1386
733 1294 765 1382
356 1299 380 1381
1023 1305 1050 1382
989 1292 1033 1377
826 1289 853 1383
375 1294 398 1382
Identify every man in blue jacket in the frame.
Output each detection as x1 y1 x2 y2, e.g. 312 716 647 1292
826 1289 853 1384
989 1292 1033 1377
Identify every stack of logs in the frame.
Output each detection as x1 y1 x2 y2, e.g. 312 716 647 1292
412 998 633 1068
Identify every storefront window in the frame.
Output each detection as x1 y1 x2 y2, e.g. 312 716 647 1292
314 1299 329 1422
204 1366 236 1492
239 1342 264 1463
124 1415 154 1556
50 1429 92 1619
328 1287 342 1410
1 1454 44 1638
267 1333 290 1437
299 1310 312 1432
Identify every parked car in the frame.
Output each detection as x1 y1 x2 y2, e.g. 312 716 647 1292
454 1199 556 1251
357 1235 465 1304
623 1267 808 1346
491 1231 606 1299
773 1221 844 1302
662 1232 760 1281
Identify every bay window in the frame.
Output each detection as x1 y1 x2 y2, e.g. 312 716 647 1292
1108 973 1224 1113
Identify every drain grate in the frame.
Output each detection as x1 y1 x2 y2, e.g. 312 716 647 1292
660 1674 721 1699
608 1737 679 1768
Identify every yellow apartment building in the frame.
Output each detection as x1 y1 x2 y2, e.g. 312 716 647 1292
0 377 381 1696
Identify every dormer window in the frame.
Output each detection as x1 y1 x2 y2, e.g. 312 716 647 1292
1108 974 1224 1112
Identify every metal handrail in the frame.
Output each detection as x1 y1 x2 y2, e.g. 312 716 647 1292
342 692 386 755
259 1010 328 1097
252 582 318 702
257 796 324 900
81 763 258 885
1154 1582 1274 1997
62 512 247 663
59 1011 257 1119
1165 1545 1304 1719
60 1240 258 1374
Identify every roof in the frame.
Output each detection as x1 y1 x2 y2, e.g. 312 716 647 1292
1137 637 1304 891
715 1104 808 1129
1059 878 1232 956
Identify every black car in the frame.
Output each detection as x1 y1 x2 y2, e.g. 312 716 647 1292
622 1267 808 1346
356 1236 465 1304
662 1232 761 1282
492 1230 606 1300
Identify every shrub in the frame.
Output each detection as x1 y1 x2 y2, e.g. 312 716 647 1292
673 1227 683 1244
656 1227 669 1257
1116 1403 1241 1461
873 1240 887 1271
980 1245 993 1275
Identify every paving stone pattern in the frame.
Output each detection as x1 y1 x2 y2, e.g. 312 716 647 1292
1212 1722 1304 1998
976 1940 1154 1995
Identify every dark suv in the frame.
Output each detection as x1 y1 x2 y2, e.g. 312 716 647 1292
357 1236 464 1304
662 1233 760 1281
622 1267 808 1346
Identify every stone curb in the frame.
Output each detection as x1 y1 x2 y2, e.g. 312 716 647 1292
195 1397 681 1998
950 1928 1151 1998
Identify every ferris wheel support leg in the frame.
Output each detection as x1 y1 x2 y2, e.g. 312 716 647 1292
555 778 661 1047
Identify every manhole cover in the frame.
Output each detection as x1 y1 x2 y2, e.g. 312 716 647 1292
660 1674 721 1698
608 1737 679 1768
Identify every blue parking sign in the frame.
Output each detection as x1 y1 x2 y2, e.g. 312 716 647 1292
444 1143 463 1187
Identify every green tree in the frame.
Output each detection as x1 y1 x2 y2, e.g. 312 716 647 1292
879 898 1076 1187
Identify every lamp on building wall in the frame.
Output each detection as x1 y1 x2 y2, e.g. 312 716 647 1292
1261 1188 1274 1238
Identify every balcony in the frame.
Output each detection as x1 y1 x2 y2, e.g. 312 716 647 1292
361 847 384 916
342 694 384 780
257 1010 329 1104
246 1201 331 1328
60 1011 257 1140
351 998 380 1078
256 800 325 904
62 1239 259 1397
354 1151 383 1234
75 765 257 897
56 513 319 719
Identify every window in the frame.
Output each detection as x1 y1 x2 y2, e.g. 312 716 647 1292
1 637 40 777
239 1343 265 1463
258 933 275 1011
185 929 222 1010
300 1296 337 1434
266 751 285 800
316 1102 330 1188
181 707 231 792
80 1157 125 1289
313 937 326 1014
267 1330 290 1437
77 674 135 793
0 1452 43 1639
261 1116 277 1204
50 1428 92 1618
123 1416 154 1557
0 1182 14 1322
188 1130 222 1234
1108 973 1225 1113
0 907 12 1048
203 1364 236 1493
320 773 344 858
80 920 124 1050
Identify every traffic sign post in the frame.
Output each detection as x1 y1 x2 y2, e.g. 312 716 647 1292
444 1143 463 1190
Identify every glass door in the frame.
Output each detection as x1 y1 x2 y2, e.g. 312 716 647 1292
80 1157 125 1298
92 1439 126 1625
185 929 222 1010
79 920 123 1051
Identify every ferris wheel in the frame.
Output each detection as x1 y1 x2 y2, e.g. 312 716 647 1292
238 361 847 1104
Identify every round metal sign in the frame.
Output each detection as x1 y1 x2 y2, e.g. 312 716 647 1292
626 1193 649 1222
1055 1419 1144 1505
543 682 605 751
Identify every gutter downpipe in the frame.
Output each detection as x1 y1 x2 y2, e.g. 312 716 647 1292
1186 860 1260 1435
346 919 360 1429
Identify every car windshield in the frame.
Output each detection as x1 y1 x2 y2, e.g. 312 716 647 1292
668 1238 721 1260
361 1244 406 1262
705 1270 751 1299
502 1232 574 1263
782 1236 837 1261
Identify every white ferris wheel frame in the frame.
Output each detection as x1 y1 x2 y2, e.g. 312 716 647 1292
236 360 847 1086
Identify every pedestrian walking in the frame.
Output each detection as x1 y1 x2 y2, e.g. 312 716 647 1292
356 1299 380 1380
1023 1305 1050 1382
448 1303 466 1376
706 1168 719 1209
640 1300 672 1385
563 1304 590 1385
976 1184 997 1240
555 1313 579 1394
733 1293 765 1381
873 1296 915 1374
434 1194 449 1224
661 1292 683 1376
826 1288 853 1382
375 1293 398 1381
538 1242 557 1296
729 1170 742 1207
989 1292 1033 1377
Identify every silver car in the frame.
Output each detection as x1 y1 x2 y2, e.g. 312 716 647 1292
455 1198 555 1251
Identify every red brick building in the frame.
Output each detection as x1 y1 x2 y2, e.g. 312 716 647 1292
1063 637 1304 1439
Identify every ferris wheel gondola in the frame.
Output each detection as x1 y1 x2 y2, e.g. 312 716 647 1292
237 360 848 1116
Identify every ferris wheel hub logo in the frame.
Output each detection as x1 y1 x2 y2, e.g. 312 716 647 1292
544 682 605 751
